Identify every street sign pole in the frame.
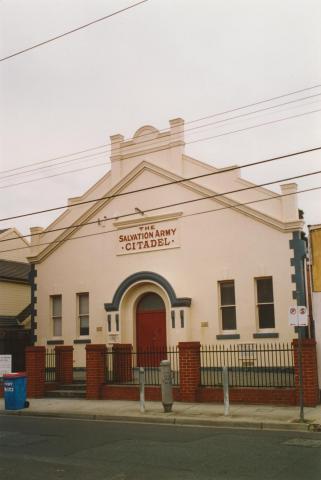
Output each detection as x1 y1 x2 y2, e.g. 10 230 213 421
288 304 308 423
298 326 304 423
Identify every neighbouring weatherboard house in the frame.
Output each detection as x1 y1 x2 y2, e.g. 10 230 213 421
309 224 321 387
0 228 32 370
27 118 308 367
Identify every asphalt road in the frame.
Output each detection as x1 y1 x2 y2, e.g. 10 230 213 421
1 415 321 480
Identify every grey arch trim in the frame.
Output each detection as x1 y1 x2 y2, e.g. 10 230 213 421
104 271 192 312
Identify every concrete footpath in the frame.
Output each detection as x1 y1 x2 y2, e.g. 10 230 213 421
2 397 321 432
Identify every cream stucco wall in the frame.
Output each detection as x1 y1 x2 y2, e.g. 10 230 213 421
31 119 302 367
34 174 297 366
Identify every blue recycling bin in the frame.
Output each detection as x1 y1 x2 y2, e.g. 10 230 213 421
3 372 28 410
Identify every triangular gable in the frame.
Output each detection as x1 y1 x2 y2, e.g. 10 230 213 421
0 228 30 262
28 160 302 263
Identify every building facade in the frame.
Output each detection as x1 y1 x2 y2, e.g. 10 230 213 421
309 224 321 386
28 119 306 367
0 228 32 370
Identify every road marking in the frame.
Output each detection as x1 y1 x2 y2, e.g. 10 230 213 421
283 438 321 448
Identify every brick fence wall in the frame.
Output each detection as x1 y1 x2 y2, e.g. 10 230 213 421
1 339 317 407
25 346 46 398
99 340 320 406
293 338 319 407
86 344 107 400
55 345 74 385
178 342 201 402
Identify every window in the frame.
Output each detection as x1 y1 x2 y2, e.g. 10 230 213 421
256 277 275 329
107 314 112 333
137 293 165 312
219 281 236 330
78 293 89 336
51 295 62 337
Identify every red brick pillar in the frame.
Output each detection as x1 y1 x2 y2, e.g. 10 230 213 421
55 345 74 385
179 342 201 402
293 339 319 407
25 346 46 398
86 344 107 399
113 344 133 382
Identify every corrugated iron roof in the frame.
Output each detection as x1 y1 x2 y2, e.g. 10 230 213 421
0 259 31 282
0 316 20 328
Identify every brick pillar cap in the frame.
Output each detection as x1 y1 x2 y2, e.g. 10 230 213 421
25 346 46 352
55 345 74 352
292 339 316 347
178 341 201 349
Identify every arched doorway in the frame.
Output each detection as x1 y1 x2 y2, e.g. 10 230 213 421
136 292 167 365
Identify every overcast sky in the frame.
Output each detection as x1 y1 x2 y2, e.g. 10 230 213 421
1 0 321 242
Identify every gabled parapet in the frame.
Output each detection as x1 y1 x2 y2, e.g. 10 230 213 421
280 183 299 223
110 118 185 185
29 227 44 257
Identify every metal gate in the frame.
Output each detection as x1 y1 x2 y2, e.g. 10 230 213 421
0 329 33 371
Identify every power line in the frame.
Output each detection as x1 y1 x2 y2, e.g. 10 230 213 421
1 166 321 244
1 83 320 176
0 152 107 181
0 145 107 176
187 107 321 146
0 158 108 186
0 0 150 62
184 85 321 126
0 182 320 255
1 91 320 183
1 106 321 192
1 145 320 222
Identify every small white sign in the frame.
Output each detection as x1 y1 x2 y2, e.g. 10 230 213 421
298 306 308 326
288 306 308 327
0 354 12 377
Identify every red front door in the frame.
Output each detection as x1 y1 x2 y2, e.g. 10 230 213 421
136 293 167 366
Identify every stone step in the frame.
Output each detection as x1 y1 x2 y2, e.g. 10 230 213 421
45 389 86 399
58 383 86 391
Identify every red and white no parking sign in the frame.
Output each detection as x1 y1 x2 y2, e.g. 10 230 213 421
288 306 308 326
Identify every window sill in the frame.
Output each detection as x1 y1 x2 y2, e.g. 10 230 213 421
252 332 279 339
73 338 91 344
47 339 64 345
216 334 240 340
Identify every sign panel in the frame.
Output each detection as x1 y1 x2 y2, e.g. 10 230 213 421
117 221 180 255
0 354 12 377
298 306 308 326
288 306 308 327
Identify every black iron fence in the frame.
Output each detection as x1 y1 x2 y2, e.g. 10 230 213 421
45 349 56 382
200 343 295 388
105 346 179 386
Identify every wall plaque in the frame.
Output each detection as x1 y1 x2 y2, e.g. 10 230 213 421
117 220 180 255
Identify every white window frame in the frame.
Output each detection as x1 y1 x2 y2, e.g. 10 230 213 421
218 280 237 332
255 277 275 330
51 295 62 337
77 292 89 337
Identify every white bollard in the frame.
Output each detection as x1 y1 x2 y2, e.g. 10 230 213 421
223 366 229 416
139 367 145 413
160 360 173 412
